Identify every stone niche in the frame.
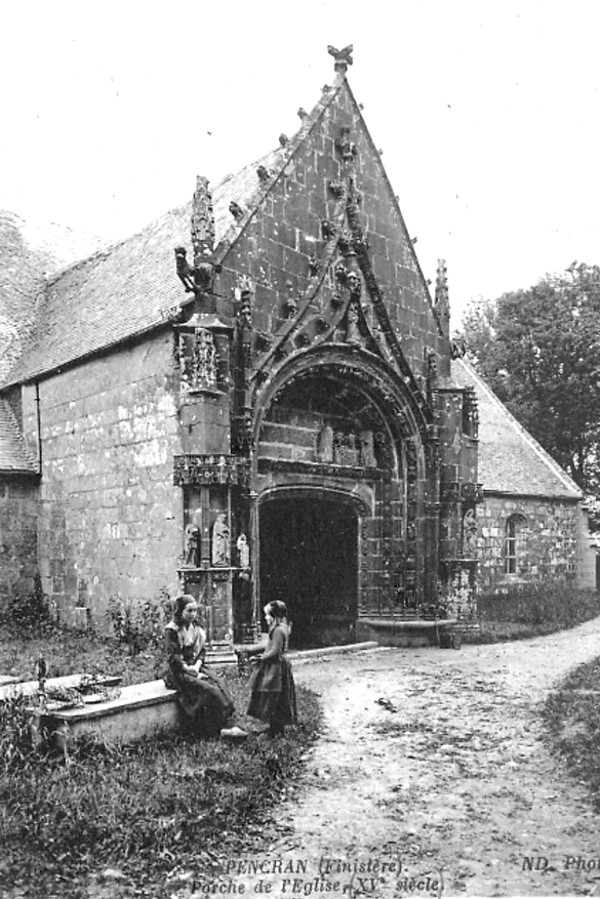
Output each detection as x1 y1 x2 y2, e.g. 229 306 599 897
257 376 382 471
174 453 251 644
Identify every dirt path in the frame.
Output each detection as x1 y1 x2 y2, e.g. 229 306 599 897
198 617 600 899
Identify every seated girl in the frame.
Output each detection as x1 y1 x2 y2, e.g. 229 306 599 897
164 594 243 738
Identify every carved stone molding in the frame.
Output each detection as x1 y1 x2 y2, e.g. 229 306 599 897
461 482 484 504
257 457 382 480
237 277 253 329
335 126 357 163
321 220 336 240
232 410 254 456
328 180 345 199
440 481 461 503
192 176 215 262
462 387 479 438
173 454 250 487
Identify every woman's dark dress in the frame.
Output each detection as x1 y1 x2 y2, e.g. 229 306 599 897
247 622 297 733
163 622 234 737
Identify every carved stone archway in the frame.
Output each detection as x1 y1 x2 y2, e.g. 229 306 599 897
246 346 438 640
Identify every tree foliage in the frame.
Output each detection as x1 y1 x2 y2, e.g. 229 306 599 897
459 262 600 492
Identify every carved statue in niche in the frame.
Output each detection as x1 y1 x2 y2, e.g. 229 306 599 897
462 508 478 555
237 533 250 570
333 431 360 466
360 430 377 467
333 432 344 465
316 423 334 463
345 302 361 344
184 523 200 567
211 513 230 567
193 328 218 388
216 455 228 484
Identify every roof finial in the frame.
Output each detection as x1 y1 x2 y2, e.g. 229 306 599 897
435 259 448 305
192 176 215 261
327 44 353 75
435 258 450 334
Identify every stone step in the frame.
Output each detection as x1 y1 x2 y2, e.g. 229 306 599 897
206 643 238 666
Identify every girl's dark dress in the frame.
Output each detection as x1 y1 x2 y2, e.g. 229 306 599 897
164 622 234 737
247 622 297 733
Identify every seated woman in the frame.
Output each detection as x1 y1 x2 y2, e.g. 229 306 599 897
164 594 243 738
240 600 298 736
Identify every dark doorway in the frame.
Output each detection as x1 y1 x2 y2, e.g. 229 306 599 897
259 496 358 648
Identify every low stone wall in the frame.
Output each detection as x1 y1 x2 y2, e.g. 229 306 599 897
356 617 457 648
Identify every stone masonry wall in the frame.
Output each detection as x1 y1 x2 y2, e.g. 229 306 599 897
216 80 442 382
477 494 579 591
0 476 39 608
21 331 183 629
575 505 597 589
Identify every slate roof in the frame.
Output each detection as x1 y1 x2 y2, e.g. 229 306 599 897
452 358 582 500
0 397 38 473
1 145 285 387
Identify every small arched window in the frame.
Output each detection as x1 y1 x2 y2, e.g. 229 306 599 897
505 514 527 575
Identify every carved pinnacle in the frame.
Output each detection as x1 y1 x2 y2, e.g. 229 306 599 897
327 44 354 75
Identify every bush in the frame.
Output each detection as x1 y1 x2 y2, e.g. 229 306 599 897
469 582 600 643
1 573 52 635
105 589 172 654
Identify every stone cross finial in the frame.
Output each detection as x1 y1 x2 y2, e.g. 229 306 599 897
327 44 353 75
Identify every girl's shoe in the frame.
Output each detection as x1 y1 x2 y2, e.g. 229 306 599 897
220 725 248 740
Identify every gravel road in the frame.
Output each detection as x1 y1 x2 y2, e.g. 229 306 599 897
200 617 600 899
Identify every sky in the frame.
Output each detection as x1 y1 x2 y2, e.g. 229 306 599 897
1 0 599 325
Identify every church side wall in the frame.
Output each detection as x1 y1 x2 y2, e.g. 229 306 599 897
21 332 183 629
478 494 579 591
0 476 39 610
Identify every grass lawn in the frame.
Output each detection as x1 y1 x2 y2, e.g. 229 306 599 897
0 623 162 686
0 625 322 899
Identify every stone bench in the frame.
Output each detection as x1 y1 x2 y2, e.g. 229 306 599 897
27 680 181 753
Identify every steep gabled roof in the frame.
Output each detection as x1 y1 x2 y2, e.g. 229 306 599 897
452 358 582 500
0 211 106 385
0 397 38 473
1 144 286 388
2 64 435 388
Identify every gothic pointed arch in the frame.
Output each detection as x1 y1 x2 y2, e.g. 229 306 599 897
249 344 440 631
